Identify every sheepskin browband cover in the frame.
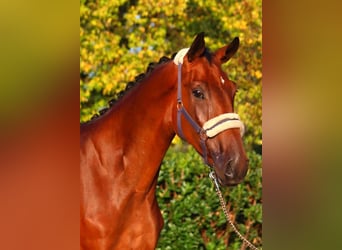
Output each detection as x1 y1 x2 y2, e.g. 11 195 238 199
173 48 189 65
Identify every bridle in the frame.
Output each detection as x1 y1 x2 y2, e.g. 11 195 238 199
174 49 245 167
173 49 260 249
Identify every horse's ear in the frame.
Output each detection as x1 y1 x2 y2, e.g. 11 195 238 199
215 37 239 64
187 32 206 62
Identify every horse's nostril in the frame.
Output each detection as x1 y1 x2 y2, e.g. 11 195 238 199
224 161 234 178
225 171 233 178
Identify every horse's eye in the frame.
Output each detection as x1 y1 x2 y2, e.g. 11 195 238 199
192 89 205 99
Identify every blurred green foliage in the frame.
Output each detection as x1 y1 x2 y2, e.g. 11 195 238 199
156 145 262 249
80 0 261 249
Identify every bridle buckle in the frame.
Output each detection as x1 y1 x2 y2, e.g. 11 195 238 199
199 129 208 141
176 100 183 111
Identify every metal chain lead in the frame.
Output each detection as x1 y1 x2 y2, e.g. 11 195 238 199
209 171 259 250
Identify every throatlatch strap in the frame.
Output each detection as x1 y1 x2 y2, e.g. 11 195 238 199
177 63 186 140
177 64 183 101
177 107 185 140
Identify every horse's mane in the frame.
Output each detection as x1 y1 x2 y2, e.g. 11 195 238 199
83 54 176 123
83 48 212 123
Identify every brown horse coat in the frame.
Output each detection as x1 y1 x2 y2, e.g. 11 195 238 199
80 33 248 249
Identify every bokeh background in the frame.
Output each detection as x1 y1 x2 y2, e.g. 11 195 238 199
1 0 342 250
263 1 342 249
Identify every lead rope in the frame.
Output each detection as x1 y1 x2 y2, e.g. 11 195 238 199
209 172 259 250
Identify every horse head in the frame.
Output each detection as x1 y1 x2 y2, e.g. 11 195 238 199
172 32 248 187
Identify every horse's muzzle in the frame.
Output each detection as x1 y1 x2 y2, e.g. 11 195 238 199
214 154 249 187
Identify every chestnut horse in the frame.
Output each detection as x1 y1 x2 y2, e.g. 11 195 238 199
80 33 248 249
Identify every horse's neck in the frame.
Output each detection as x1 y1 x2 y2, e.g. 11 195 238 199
93 62 177 193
